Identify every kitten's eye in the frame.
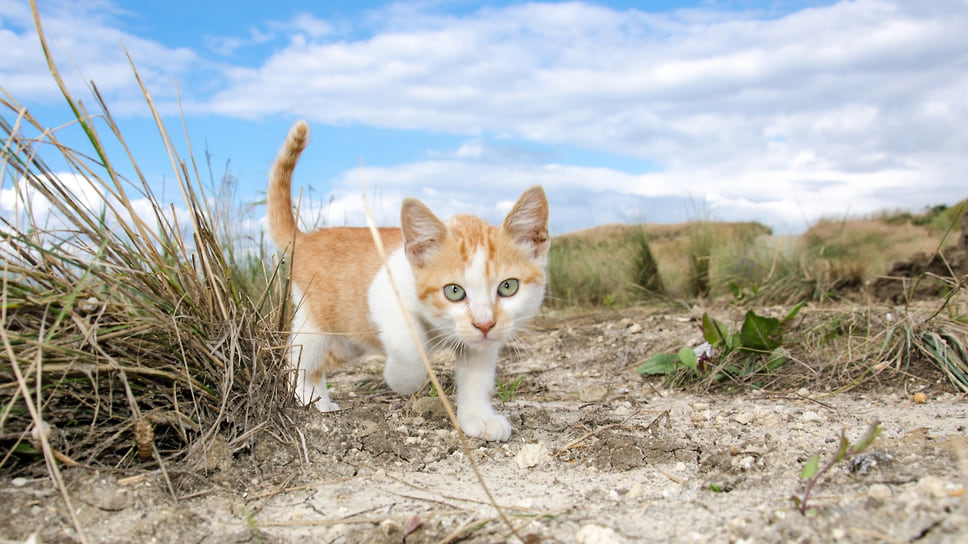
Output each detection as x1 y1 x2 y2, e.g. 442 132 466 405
497 278 519 297
443 284 466 302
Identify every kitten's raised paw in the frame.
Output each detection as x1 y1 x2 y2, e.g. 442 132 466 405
459 413 512 442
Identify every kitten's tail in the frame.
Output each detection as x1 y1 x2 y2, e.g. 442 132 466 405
267 121 310 247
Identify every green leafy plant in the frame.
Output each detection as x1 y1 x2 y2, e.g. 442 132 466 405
495 375 524 404
793 420 882 515
637 302 804 386
244 509 262 544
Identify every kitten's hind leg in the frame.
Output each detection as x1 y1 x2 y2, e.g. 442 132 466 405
290 330 352 412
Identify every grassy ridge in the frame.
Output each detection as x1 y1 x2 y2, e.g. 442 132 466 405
547 207 963 308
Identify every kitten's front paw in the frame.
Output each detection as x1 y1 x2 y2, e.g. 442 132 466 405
310 398 340 412
459 413 512 442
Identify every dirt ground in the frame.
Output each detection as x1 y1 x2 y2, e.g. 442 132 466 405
2 305 967 544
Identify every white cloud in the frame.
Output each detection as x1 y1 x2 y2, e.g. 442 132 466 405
4 1 967 234
0 0 204 114
202 0 968 232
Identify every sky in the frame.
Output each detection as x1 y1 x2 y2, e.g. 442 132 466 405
2 0 967 236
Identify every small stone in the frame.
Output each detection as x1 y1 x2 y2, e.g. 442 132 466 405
801 410 822 423
868 483 892 500
515 442 551 469
576 524 620 544
412 397 446 417
579 385 608 403
626 482 643 499
797 388 811 398
734 412 754 425
760 414 780 427
380 519 403 537
731 455 756 471
628 323 643 334
913 392 928 404
11 477 26 487
693 402 710 411
917 476 948 499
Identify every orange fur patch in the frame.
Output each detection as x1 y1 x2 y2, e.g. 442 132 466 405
290 227 403 347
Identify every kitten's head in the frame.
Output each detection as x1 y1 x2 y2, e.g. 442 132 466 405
401 186 550 350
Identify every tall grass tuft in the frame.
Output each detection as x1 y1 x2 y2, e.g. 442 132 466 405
0 42 292 475
630 226 664 297
546 225 668 308
685 222 713 298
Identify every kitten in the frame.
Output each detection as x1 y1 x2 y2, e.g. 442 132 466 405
267 121 549 441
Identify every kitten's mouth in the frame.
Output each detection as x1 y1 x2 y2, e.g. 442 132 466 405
462 333 501 347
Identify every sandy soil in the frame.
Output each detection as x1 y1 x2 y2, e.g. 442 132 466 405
2 306 967 543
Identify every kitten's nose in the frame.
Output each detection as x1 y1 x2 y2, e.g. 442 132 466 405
473 320 495 336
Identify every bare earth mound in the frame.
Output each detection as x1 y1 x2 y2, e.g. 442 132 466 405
2 306 966 543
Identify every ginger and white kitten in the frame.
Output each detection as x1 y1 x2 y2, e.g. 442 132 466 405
267 121 549 442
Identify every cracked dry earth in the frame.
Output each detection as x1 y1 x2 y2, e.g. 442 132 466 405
3 306 968 543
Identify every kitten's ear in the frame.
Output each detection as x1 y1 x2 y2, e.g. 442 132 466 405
502 185 550 260
401 198 448 268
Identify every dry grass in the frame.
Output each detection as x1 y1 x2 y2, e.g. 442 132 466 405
0 23 293 482
800 217 945 284
549 210 961 307
548 221 771 306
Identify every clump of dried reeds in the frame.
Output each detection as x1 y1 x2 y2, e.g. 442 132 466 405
0 45 292 476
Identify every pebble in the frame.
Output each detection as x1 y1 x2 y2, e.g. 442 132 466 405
801 410 822 423
734 412 754 425
690 410 710 423
731 455 756 471
579 385 608 403
576 524 621 544
412 397 446 417
868 483 892 500
628 322 643 334
626 482 643 499
11 477 26 487
917 476 948 499
515 443 552 469
760 414 780 426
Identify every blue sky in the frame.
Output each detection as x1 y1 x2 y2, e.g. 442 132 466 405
2 0 967 235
